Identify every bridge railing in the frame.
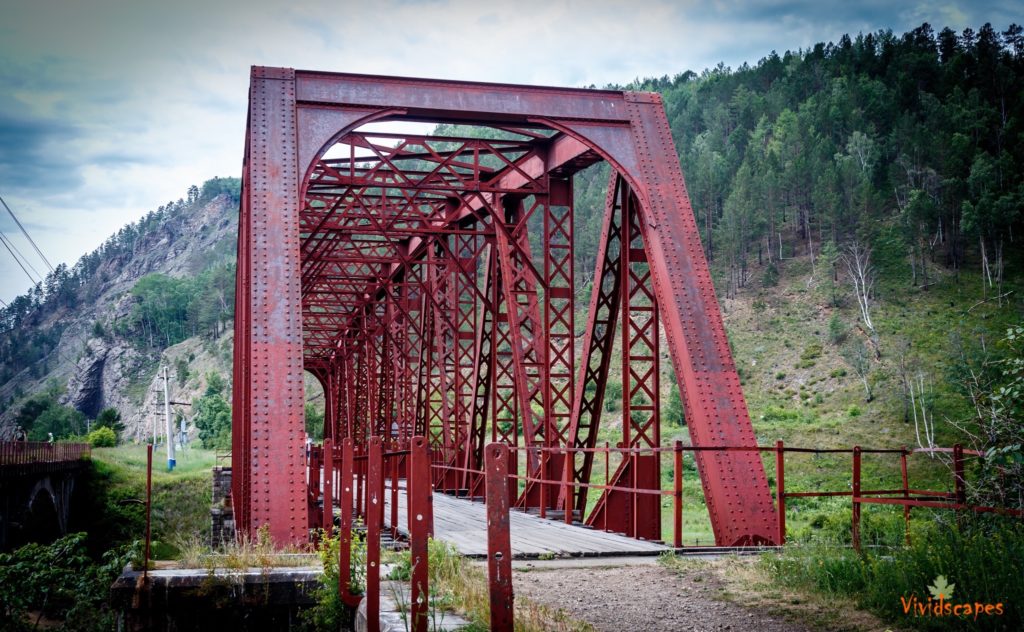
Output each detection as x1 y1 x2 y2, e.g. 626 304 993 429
428 441 1023 551
0 441 91 471
312 436 436 632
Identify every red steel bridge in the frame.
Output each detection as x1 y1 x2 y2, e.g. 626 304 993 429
230 67 779 548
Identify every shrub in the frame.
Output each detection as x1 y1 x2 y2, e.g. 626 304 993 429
87 426 117 447
828 314 849 345
0 533 131 630
760 406 801 423
800 343 823 361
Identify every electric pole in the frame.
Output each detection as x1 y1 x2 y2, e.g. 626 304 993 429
162 365 176 471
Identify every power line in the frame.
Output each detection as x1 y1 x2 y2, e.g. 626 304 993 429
0 195 54 273
0 231 40 287
0 229 43 283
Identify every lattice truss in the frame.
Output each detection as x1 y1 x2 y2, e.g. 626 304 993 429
233 68 779 547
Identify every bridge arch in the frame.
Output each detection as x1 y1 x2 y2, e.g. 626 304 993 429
25 478 63 543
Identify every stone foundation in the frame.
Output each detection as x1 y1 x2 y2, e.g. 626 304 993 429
210 466 235 548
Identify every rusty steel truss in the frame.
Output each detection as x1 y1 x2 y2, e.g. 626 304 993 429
232 67 779 547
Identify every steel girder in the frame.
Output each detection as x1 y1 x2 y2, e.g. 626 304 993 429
233 67 778 546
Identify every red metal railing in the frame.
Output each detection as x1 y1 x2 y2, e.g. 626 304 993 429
429 440 1023 551
312 436 434 632
0 441 90 473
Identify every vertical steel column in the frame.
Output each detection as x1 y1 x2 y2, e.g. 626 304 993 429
234 67 306 545
585 183 661 540
565 174 622 518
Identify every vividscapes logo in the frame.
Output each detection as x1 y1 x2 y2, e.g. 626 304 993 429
900 575 1004 620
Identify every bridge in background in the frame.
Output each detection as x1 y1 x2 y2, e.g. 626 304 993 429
0 441 90 550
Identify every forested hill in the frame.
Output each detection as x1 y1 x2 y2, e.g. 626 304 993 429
622 22 1023 299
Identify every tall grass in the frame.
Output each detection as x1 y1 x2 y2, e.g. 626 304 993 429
764 516 1024 630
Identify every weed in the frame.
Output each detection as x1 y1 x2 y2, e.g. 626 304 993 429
764 520 1024 630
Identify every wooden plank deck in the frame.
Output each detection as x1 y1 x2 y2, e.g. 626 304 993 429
382 487 669 558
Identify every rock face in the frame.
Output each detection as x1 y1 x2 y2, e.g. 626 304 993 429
64 336 143 420
0 191 238 439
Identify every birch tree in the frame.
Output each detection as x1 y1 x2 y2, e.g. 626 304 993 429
840 241 876 337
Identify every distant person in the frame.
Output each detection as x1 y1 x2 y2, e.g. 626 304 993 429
48 432 54 443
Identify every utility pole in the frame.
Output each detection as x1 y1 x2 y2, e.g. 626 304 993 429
162 366 176 471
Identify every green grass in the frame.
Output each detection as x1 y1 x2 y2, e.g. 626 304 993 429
93 443 217 480
86 444 216 557
763 519 1024 630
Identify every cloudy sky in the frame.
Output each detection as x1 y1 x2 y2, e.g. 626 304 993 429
0 0 1017 303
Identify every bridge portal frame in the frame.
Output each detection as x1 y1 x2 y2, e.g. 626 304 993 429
232 67 778 547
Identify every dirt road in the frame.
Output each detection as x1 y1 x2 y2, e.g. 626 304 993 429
514 558 814 632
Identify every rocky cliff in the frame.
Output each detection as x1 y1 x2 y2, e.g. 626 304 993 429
0 187 238 440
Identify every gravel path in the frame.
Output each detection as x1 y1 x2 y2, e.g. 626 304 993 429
514 561 813 632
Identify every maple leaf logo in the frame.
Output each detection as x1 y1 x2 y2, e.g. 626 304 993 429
928 575 955 601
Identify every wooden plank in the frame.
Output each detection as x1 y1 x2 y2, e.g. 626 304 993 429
382 486 669 558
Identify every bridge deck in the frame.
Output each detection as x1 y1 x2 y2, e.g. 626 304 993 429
383 489 669 558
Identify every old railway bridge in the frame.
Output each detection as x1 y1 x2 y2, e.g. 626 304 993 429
230 66 776 550
224 68 1014 629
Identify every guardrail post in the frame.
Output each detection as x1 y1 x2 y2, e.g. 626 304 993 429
308 445 321 529
563 447 573 525
323 438 334 537
603 441 610 532
485 442 514 632
900 446 911 545
673 441 682 548
775 440 785 546
852 446 861 553
356 446 364 520
953 443 966 505
366 437 383 632
337 438 359 606
539 448 547 520
953 443 966 529
409 436 431 632
390 450 399 539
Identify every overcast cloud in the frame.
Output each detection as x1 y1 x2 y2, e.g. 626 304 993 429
0 0 1017 302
